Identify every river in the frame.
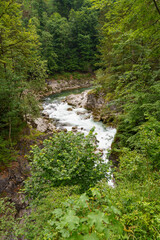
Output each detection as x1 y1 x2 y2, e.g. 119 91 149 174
43 88 116 164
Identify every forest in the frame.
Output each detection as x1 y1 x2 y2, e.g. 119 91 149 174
0 0 160 239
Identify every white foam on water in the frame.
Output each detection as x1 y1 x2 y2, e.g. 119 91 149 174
43 95 116 164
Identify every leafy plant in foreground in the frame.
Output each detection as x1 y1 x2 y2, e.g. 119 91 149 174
18 186 79 240
31 188 123 240
19 186 123 239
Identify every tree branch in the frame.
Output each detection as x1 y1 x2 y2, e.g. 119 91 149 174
153 0 160 15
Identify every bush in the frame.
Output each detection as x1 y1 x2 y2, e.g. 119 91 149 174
25 130 108 199
0 137 16 165
18 186 124 240
43 188 123 240
21 179 160 239
18 186 79 240
0 198 18 240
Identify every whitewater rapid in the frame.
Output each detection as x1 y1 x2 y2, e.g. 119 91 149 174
43 90 116 162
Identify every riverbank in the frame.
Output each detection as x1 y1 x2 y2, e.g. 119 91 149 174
0 77 95 219
40 72 94 98
27 72 94 133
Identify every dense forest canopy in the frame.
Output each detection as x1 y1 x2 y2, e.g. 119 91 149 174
0 0 47 162
22 0 99 72
0 0 160 239
92 0 160 166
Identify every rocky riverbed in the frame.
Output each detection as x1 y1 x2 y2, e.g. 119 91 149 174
42 89 116 159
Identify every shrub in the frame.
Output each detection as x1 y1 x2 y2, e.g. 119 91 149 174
0 137 16 165
18 186 79 240
0 198 18 240
43 188 123 240
25 130 108 198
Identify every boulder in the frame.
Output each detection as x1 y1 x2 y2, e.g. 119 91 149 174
65 90 90 108
47 123 56 132
67 108 73 111
28 117 56 133
34 118 48 132
84 91 105 111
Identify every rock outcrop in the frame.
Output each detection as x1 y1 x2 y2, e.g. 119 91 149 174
41 78 92 97
33 118 56 133
66 90 105 112
65 89 119 125
26 115 56 133
84 91 105 111
65 90 90 108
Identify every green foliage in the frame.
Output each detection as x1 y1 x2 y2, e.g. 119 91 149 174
44 188 123 239
0 137 16 165
0 0 47 160
18 125 160 240
97 179 160 240
22 0 99 72
25 130 108 198
52 71 93 81
18 186 79 240
20 176 160 240
24 180 160 240
91 0 160 165
0 198 18 239
1 1 160 240
87 1 160 239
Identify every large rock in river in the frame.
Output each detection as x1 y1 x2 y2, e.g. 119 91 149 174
84 91 105 111
65 90 90 108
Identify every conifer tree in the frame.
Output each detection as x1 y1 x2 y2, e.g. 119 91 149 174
0 0 47 144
